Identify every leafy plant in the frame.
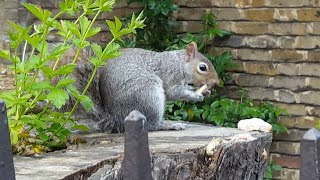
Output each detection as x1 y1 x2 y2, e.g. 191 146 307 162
264 161 282 180
124 0 178 51
165 95 288 133
0 0 145 155
166 12 231 52
122 0 287 134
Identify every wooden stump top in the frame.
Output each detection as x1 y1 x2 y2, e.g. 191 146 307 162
14 121 272 180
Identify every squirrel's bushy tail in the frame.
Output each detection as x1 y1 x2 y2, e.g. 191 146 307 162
57 47 120 133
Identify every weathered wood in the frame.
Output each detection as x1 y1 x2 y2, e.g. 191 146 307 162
100 125 271 180
123 110 152 180
14 122 272 180
300 128 320 180
0 100 16 180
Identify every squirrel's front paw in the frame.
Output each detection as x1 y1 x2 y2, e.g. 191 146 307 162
191 92 204 102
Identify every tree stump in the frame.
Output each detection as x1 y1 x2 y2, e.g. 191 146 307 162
14 122 272 180
97 122 272 180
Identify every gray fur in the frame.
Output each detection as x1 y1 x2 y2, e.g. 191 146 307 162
94 47 215 133
65 43 219 133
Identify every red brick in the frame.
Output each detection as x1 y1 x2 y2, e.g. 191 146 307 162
271 154 301 169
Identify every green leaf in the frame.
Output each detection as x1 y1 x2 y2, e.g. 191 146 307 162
273 164 282 171
22 3 51 23
0 91 16 108
56 78 75 88
66 84 79 95
56 20 73 39
0 49 11 60
72 124 90 132
65 21 81 38
47 44 72 60
80 95 93 112
55 64 76 76
86 27 101 38
47 89 69 109
39 131 49 141
91 43 102 57
89 57 99 67
82 40 91 48
36 40 49 56
101 42 121 61
41 67 55 78
59 0 77 16
99 0 115 12
106 19 116 36
32 81 53 90
26 34 42 48
115 16 123 34
79 16 90 37
29 55 44 69
49 122 61 131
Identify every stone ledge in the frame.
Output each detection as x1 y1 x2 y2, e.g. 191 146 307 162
14 122 272 180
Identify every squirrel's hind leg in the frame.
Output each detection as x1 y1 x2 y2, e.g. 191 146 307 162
140 86 166 131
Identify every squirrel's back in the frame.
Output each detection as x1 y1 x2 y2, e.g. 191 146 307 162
96 48 187 132
61 42 219 133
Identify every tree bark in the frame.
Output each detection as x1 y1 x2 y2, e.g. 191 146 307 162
100 131 272 180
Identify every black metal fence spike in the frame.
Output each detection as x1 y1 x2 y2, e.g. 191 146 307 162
123 110 152 180
300 128 320 180
0 99 16 180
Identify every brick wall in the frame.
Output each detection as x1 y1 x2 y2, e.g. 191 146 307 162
1 0 320 179
0 0 19 91
176 0 320 179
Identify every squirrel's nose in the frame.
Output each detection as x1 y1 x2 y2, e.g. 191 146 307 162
208 78 219 88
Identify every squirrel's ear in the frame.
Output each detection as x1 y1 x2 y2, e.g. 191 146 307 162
186 42 198 62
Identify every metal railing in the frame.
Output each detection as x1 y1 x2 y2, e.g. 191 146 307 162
0 100 16 180
300 128 320 180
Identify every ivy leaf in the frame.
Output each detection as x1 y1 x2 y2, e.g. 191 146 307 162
47 89 69 109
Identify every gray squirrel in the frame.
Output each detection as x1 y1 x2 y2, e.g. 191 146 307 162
58 42 219 133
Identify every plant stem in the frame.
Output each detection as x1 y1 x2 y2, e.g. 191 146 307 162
13 48 20 119
20 12 87 119
50 38 115 139
53 11 64 21
71 10 101 65
53 12 85 70
28 27 49 93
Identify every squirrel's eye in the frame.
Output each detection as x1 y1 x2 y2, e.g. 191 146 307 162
199 63 207 71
